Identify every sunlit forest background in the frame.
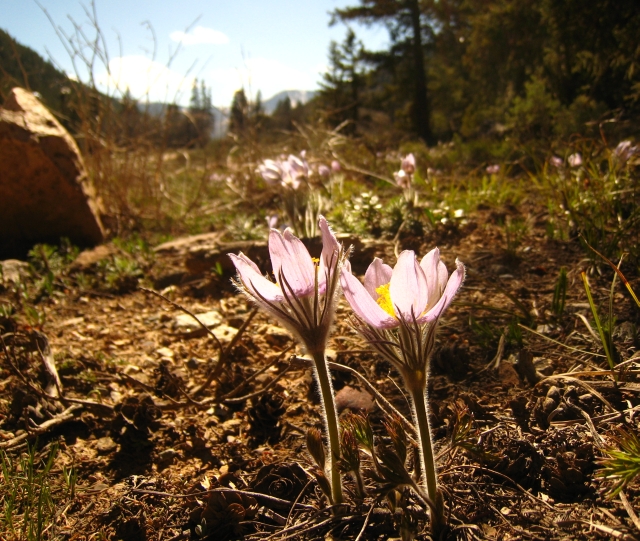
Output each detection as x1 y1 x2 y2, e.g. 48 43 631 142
2 0 639 166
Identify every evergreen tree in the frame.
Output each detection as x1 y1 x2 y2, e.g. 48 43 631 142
332 0 435 144
229 88 249 136
319 29 364 132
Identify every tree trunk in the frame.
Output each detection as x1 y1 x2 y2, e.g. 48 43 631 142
408 0 434 144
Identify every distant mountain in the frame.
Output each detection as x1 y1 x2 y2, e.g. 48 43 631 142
262 90 316 115
0 28 71 112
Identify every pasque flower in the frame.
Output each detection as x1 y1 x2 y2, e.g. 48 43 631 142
340 248 464 534
257 153 310 190
340 249 464 332
229 216 346 504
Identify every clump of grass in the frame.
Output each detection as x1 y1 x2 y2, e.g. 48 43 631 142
1 443 76 541
598 429 640 498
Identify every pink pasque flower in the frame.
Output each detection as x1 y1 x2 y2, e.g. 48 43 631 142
258 159 284 185
394 170 412 189
266 215 278 229
229 216 343 348
331 160 341 173
340 249 464 330
550 156 563 168
318 164 331 177
288 154 309 179
568 153 582 167
486 164 500 175
401 153 416 175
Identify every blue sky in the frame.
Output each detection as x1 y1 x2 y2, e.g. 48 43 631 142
4 0 388 107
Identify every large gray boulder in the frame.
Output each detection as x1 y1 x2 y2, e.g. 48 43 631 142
0 87 104 254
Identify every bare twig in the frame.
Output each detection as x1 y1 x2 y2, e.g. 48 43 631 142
218 346 293 400
619 491 640 534
130 487 316 511
223 361 293 404
0 405 82 449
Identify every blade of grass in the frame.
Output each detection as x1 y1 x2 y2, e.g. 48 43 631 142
581 272 617 380
580 235 640 309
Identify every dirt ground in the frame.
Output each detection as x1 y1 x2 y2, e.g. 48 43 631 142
1 203 640 541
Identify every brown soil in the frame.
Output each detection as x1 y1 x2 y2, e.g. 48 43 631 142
1 203 639 541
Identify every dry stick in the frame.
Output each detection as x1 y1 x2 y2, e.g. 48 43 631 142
130 487 316 511
556 519 635 541
1 335 112 413
223 361 293 404
193 306 258 396
484 333 505 371
0 405 82 449
218 345 293 401
439 464 556 512
619 491 640 534
353 504 375 541
284 478 315 527
291 356 417 438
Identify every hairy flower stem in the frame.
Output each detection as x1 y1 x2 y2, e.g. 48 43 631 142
408 380 446 533
311 349 343 505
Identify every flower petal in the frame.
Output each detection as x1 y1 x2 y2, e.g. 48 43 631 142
319 215 340 270
389 251 428 320
340 269 397 328
420 248 441 306
318 216 340 294
269 228 316 296
419 259 465 323
229 253 283 302
364 258 393 299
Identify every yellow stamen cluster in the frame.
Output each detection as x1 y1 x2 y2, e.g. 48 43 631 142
375 283 395 317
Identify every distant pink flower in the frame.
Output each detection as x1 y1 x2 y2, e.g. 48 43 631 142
394 169 412 189
258 159 283 185
331 160 341 173
568 153 582 167
288 154 309 179
258 154 309 190
401 153 416 175
266 215 278 229
486 164 500 174
318 164 331 177
613 141 638 164
550 156 563 168
340 249 465 330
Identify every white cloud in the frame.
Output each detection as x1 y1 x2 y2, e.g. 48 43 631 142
96 55 194 103
208 57 321 107
170 26 229 46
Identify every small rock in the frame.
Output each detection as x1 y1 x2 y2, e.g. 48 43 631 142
1 259 29 283
157 448 178 465
175 310 222 330
221 418 243 434
335 386 375 413
211 324 238 342
260 324 290 347
156 347 174 358
71 245 114 270
498 361 521 387
96 436 117 454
